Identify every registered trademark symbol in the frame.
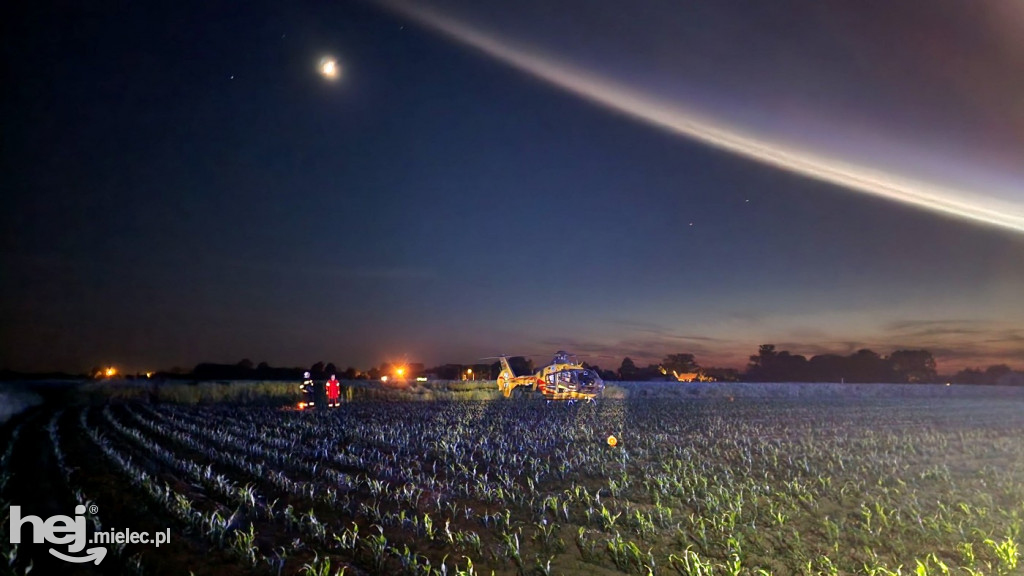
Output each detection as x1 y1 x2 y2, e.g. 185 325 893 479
88 504 98 515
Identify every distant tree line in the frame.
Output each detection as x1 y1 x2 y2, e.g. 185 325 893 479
170 359 366 381
744 345 937 383
0 369 88 381
49 346 1019 386
596 346 1021 385
948 364 1021 386
604 355 739 383
740 345 1023 385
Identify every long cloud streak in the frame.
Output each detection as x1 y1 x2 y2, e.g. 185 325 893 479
379 0 1024 235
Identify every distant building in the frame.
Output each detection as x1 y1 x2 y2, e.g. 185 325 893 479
673 371 716 383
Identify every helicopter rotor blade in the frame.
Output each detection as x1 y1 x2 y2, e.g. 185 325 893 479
478 351 617 362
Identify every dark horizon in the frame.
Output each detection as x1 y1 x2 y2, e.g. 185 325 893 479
3 0 1023 376
2 343 1019 382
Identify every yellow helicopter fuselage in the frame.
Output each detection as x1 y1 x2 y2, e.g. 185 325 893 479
496 355 604 401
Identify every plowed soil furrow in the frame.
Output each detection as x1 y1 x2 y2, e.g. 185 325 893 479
69 407 270 575
5 409 105 575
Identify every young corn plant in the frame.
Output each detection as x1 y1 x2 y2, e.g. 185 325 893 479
652 502 674 528
913 554 949 576
598 504 622 532
454 530 482 556
985 536 1019 575
362 526 389 574
605 532 634 572
669 547 715 576
532 520 565 553
235 525 260 566
532 555 555 576
575 527 600 563
300 553 346 576
632 508 656 540
332 523 359 552
499 529 524 573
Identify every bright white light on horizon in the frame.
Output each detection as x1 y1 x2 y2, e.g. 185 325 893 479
378 0 1024 235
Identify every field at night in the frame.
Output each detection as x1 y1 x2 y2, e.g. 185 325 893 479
3 392 1022 575
5 1 1024 575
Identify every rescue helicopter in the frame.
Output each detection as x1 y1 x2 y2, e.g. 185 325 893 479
493 351 605 402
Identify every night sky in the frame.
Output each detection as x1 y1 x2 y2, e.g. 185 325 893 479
3 0 1023 375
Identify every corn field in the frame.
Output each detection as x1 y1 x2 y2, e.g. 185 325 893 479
2 395 1022 575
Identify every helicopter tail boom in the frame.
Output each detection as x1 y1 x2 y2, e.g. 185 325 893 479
497 355 515 377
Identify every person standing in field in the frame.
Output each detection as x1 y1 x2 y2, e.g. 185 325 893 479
300 371 316 408
326 374 341 407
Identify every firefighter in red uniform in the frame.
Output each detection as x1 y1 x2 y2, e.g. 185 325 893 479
325 374 341 407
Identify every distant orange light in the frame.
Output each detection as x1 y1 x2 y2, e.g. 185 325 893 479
145 372 152 378
396 367 405 377
104 367 117 377
298 402 307 410
607 435 618 447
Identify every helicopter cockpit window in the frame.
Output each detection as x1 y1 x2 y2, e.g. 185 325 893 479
577 370 599 386
548 370 576 391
